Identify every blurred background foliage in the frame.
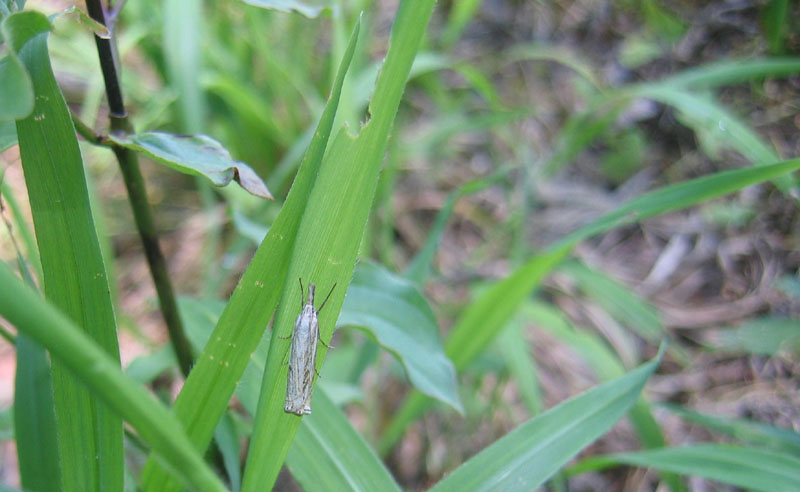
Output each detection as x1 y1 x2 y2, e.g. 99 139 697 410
1 0 799 490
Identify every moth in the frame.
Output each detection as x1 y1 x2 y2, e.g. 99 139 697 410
283 279 336 415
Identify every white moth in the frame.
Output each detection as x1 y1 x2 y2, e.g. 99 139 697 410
284 279 336 415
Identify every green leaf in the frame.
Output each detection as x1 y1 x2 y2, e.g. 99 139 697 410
629 86 790 190
716 316 800 355
240 0 333 18
288 389 403 492
10 10 123 492
557 157 800 248
762 0 789 54
429 348 664 492
14 335 61 492
140 17 360 492
559 261 664 343
577 445 800 492
0 56 34 122
108 132 273 199
0 11 51 123
214 414 241 492
379 245 571 453
6 230 59 492
497 320 543 415
338 261 462 412
661 403 800 456
240 3 437 488
163 0 205 132
660 57 800 89
0 263 227 492
124 345 176 384
508 43 602 88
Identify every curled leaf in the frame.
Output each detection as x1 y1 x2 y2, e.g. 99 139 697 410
108 132 273 199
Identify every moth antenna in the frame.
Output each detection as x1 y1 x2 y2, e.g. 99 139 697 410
298 277 305 307
317 283 337 313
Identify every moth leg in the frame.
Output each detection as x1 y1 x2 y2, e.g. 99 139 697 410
318 337 333 349
313 366 321 378
281 344 291 365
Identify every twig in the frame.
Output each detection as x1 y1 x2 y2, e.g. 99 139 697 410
84 0 194 378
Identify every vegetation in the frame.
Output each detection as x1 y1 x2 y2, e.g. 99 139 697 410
0 0 798 491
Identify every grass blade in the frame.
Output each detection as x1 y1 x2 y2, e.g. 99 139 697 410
140 17 361 492
240 3 437 489
573 445 800 492
0 263 227 492
429 348 664 492
380 157 800 453
14 335 61 492
175 295 402 492
287 389 403 492
8 10 123 492
661 403 800 456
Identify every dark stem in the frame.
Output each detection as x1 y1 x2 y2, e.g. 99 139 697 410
84 0 194 378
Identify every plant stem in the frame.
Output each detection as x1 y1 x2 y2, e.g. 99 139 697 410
84 0 194 378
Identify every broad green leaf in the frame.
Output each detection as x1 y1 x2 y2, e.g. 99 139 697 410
108 132 273 199
429 348 663 492
0 11 51 123
240 0 333 18
0 56 34 122
240 3 437 489
576 445 800 492
338 261 462 412
124 345 175 384
11 10 122 492
661 403 800 456
379 245 570 453
141 18 360 492
717 316 800 355
0 263 227 492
